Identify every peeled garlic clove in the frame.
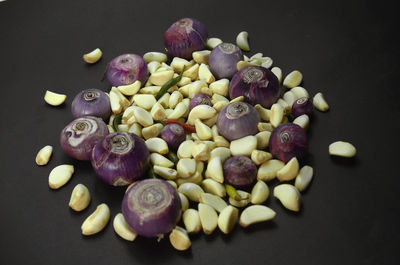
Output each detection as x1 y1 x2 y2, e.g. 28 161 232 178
169 226 191 251
276 157 300 181
290 86 309 99
150 153 174 168
283 70 303 88
183 63 199 81
69 184 91 211
44 90 67 106
198 203 218 235
236 31 250 51
206 37 223 49
329 141 356 157
230 135 257 156
199 193 228 213
257 159 285 182
177 158 196 178
83 48 102 64
293 114 310 130
179 192 189 212
145 137 168 154
81 203 110 235
143 52 168 63
149 70 174 86
250 180 269 204
271 67 282 83
187 105 216 125
195 119 212 140
192 50 211 64
198 63 215 83
270 103 284 128
205 156 224 183
182 209 202 234
35 145 53 166
229 190 251 208
313 92 329 111
133 94 156 110
251 150 272 166
209 79 229 96
201 179 226 197
153 165 178 180
255 131 271 150
218 205 239 234
295 165 314 192
178 183 204 202
48 164 74 189
117 80 141 96
239 205 276 227
273 184 301 212
113 213 137 241
177 140 195 159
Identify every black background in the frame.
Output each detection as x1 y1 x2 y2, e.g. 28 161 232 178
1 0 399 264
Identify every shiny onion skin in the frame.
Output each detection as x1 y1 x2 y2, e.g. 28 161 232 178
269 123 308 163
71 88 112 121
217 102 260 141
60 116 109 160
122 179 181 237
223 156 257 187
229 66 280 108
164 18 208 59
208 43 243 79
106 54 148 86
189 93 212 111
291 97 313 118
90 132 150 186
160 124 186 151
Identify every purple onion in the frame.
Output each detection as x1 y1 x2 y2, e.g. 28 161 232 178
217 102 260 141
160 124 186 151
189 93 212 111
122 179 181 237
90 132 150 186
229 66 280 108
106 54 148 86
164 18 208 59
60 116 108 160
208 43 243 79
291 97 313 118
269 123 308 163
71 89 112 121
223 156 257 187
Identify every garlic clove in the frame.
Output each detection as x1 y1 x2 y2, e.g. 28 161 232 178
295 165 314 192
313 92 329 111
239 205 276 227
182 209 202 234
35 145 53 166
83 48 103 64
44 90 67 106
113 213 138 241
329 141 356 157
250 180 270 204
273 184 301 212
69 184 91 211
218 205 239 234
48 164 74 189
283 70 303 88
81 203 110 235
236 31 250 51
198 203 218 235
276 157 300 181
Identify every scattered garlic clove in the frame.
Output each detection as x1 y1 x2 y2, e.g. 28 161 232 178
81 203 110 235
236 31 250 51
169 226 191 251
201 179 226 197
132 106 154 127
195 119 212 140
83 48 103 63
198 203 218 235
150 153 174 168
258 122 274 132
117 80 141 96
251 180 269 204
277 99 291 115
153 165 178 180
149 70 174 86
139 85 161 95
69 184 91 211
147 61 161 74
192 141 210 161
205 156 224 183
170 57 193 73
192 50 211 64
182 209 202 234
293 114 310 130
187 105 216 125
199 193 228 213
209 147 231 162
251 150 272 166
270 103 284 127
157 93 170 108
35 145 53 166
132 94 156 110
209 79 229 96
179 192 189 212
178 183 204 202
143 52 168 63
218 205 239 234
214 135 230 148
295 165 314 192
276 157 299 181
236 60 253 71
283 91 298 108
254 104 270 122
183 63 199 81
142 123 163 140
230 135 257 156
239 205 276 227
198 63 215 83
177 140 194 159
313 92 330 112
48 164 74 189
166 180 178 189
229 190 251 208
206 37 223 49
273 184 301 212
283 70 303 88
230 96 244 103
113 213 138 241
44 90 67 106
177 158 197 178
167 102 188 120
128 123 142 137
145 137 168 154
290 86 309 99
260 57 273 69
329 141 356 157
271 67 282 83
255 131 271 150
169 91 183 109
257 159 285 182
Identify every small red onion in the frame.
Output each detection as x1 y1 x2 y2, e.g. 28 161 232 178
106 54 148 86
60 116 108 160
223 156 257 187
71 88 111 121
122 179 181 237
208 43 243 79
229 66 280 108
292 97 313 118
269 123 308 163
189 93 212 111
217 102 260 141
164 18 208 59
160 124 186 151
90 132 150 186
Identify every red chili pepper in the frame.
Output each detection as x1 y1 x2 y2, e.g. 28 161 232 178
166 119 196 133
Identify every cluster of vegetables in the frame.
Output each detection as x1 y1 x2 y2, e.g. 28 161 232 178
37 17 356 251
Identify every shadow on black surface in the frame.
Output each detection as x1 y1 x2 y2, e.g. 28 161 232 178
241 220 279 235
330 156 360 167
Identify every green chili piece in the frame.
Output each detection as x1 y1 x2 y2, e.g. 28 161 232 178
155 67 185 100
167 151 179 165
225 184 244 201
146 166 157 179
101 63 110 82
112 113 123 132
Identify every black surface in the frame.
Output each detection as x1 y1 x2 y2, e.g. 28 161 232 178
1 0 399 264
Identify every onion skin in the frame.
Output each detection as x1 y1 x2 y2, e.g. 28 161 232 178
229 66 280 108
106 54 148 86
269 123 308 163
60 116 109 160
209 43 243 79
160 124 186 151
90 132 150 186
164 18 208 59
189 93 212 111
122 179 181 237
292 97 313 118
71 89 111 121
217 102 260 141
223 156 257 187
